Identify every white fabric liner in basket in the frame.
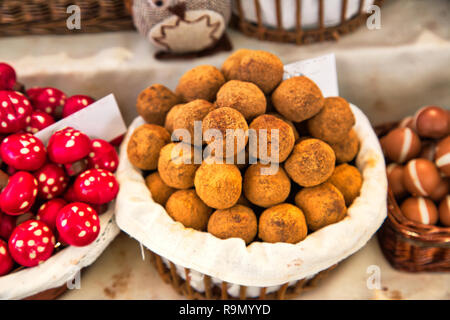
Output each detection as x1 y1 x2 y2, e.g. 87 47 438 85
115 103 387 296
0 205 120 300
234 0 376 30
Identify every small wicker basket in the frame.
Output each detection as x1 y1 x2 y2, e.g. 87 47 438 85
376 123 450 272
0 0 134 36
148 250 337 300
232 0 385 45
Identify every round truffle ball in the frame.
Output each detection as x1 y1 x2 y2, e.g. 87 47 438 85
166 189 212 231
258 203 308 244
329 129 360 163
224 50 284 94
400 197 438 225
145 172 176 206
413 106 449 139
175 65 225 102
244 163 291 208
271 76 324 122
207 205 258 244
403 159 441 197
328 164 362 206
268 113 300 141
221 49 252 80
171 99 215 145
136 84 181 126
216 80 266 120
194 162 242 209
380 127 422 164
307 97 355 144
435 136 450 177
285 139 336 187
249 114 295 163
202 107 248 157
295 183 347 232
386 164 407 199
164 103 185 133
438 195 450 227
158 142 200 189
127 124 170 170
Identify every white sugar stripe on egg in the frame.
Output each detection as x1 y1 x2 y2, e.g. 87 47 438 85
407 160 427 196
436 153 450 168
418 197 430 225
398 128 412 163
386 163 397 175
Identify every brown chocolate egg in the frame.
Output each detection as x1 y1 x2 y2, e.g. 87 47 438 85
398 116 415 131
430 179 449 202
438 195 450 227
403 159 441 197
386 163 407 199
380 127 421 164
400 197 438 225
435 136 450 177
414 106 449 139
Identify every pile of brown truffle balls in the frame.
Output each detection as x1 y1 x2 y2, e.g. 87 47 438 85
127 49 363 245
381 106 450 227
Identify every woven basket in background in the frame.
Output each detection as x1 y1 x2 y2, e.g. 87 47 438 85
232 0 385 45
0 0 134 36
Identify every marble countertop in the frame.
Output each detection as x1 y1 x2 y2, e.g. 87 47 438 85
0 0 448 299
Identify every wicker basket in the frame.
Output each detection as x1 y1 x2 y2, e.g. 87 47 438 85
376 123 450 272
232 0 385 45
148 250 337 300
0 0 134 36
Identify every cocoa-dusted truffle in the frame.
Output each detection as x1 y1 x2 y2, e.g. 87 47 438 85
268 113 300 142
127 124 170 170
285 139 336 187
171 99 215 145
328 164 362 206
307 97 355 144
295 183 347 231
222 49 284 94
145 172 176 206
244 163 291 208
166 189 212 231
221 49 252 80
258 203 308 244
136 84 181 126
158 142 200 189
175 65 225 102
249 114 295 163
207 205 258 244
329 129 360 163
202 107 248 157
216 80 266 120
194 162 242 209
164 103 184 133
271 76 324 122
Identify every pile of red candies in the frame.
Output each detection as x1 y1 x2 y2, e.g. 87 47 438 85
0 63 120 276
380 105 450 227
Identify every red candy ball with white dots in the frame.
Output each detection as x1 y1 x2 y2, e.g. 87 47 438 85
25 111 55 134
56 202 100 247
74 169 119 205
47 127 91 164
34 163 69 200
0 63 16 91
0 133 47 171
0 171 38 216
0 238 13 276
62 95 95 118
0 91 33 134
36 199 67 232
26 87 66 118
87 139 119 172
8 220 55 267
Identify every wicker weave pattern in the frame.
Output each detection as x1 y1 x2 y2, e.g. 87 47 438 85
0 0 134 36
149 250 337 300
376 122 450 272
232 0 385 45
